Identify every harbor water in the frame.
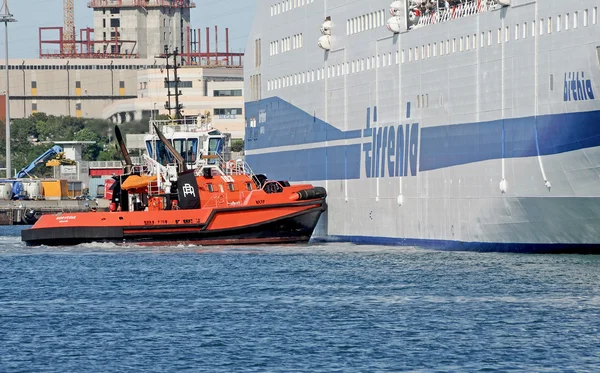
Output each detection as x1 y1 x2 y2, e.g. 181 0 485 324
1 226 599 372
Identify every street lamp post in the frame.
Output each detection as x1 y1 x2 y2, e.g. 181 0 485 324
0 0 16 178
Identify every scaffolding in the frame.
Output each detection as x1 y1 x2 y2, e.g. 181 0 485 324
39 27 138 59
182 26 244 67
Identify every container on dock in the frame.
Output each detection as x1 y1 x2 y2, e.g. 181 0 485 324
104 178 116 200
89 176 110 199
41 180 68 200
67 181 83 198
22 180 42 200
0 183 12 200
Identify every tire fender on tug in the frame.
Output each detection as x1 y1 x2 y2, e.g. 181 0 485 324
289 187 327 201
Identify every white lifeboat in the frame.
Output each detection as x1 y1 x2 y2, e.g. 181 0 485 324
389 0 403 16
497 0 511 6
319 18 332 50
318 35 331 50
386 16 402 33
320 20 332 36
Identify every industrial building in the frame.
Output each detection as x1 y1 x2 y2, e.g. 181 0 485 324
103 65 245 139
0 0 244 126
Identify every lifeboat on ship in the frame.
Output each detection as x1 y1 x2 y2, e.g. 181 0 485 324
21 122 327 247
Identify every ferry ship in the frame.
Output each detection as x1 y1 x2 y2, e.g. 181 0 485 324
243 0 600 252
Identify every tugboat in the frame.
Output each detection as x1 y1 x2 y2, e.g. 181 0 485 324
21 121 327 246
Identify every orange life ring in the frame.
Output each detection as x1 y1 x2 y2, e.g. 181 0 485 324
227 160 236 169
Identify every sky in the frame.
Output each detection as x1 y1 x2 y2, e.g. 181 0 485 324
1 0 256 59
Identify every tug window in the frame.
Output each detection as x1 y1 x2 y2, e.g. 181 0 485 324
246 182 253 191
228 183 235 192
207 184 214 192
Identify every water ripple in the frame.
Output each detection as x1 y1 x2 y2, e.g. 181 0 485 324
0 228 599 372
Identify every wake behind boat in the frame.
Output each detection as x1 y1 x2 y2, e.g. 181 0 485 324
21 122 327 246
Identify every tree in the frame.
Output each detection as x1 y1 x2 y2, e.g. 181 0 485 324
231 139 244 152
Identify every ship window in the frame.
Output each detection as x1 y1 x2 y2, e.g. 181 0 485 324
557 15 562 31
548 17 552 34
596 47 600 68
550 74 554 91
565 14 569 30
532 20 536 36
228 183 235 192
446 39 450 54
219 185 224 193
574 11 578 29
584 9 588 27
539 19 544 35
523 23 527 38
515 25 519 39
388 53 392 65
432 43 436 57
481 32 484 47
497 28 501 44
207 184 214 192
246 182 252 191
460 37 463 52
465 36 469 51
505 26 510 41
440 42 444 55
396 51 399 63
487 30 492 45
594 8 597 25
409 48 413 62
452 39 456 53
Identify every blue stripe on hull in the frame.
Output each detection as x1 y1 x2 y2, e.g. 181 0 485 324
420 110 600 171
313 235 600 254
245 97 600 181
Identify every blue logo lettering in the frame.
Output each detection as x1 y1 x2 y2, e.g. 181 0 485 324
363 107 419 178
564 72 595 101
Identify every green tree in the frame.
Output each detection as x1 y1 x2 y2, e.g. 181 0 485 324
231 139 244 152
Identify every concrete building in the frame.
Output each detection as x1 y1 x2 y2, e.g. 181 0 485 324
89 0 193 59
102 66 245 139
0 58 158 118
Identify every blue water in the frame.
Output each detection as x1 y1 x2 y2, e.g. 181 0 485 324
1 226 600 372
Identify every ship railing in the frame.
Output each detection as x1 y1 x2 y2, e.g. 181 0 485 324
149 118 214 134
218 152 254 178
413 0 498 29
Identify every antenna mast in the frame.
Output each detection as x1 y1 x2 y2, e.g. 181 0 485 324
162 47 184 120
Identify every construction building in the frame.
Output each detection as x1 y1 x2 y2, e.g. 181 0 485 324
89 0 192 59
0 0 246 123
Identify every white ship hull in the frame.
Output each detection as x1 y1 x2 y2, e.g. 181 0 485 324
244 0 600 252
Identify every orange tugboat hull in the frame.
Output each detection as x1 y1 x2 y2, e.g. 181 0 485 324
21 200 326 246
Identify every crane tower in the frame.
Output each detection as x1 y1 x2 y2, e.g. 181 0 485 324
63 0 75 54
